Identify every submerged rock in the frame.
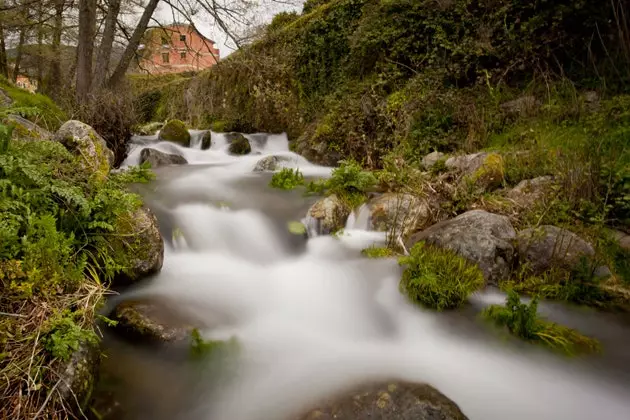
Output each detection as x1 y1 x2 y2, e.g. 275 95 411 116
201 131 212 150
140 147 188 168
111 300 191 343
306 194 350 235
506 176 554 207
4 114 52 140
516 226 600 274
421 151 446 170
407 210 516 283
111 207 164 286
253 155 296 172
54 120 114 180
298 382 468 420
366 193 435 239
159 119 191 146
228 133 251 155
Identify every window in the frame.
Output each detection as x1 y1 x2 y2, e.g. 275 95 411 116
179 34 186 42
161 53 170 63
180 51 186 59
161 36 169 46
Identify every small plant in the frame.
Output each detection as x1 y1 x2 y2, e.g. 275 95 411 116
361 246 396 258
306 160 377 209
269 168 304 190
483 291 601 355
0 123 14 154
398 242 484 310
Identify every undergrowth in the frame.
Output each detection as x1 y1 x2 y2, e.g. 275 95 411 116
361 246 396 258
269 168 304 190
483 291 601 355
306 160 376 208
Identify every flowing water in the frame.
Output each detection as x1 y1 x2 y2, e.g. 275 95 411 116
98 131 630 420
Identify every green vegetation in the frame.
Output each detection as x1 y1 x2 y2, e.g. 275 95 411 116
0 76 67 130
398 242 484 310
0 125 153 416
361 246 396 258
307 160 377 208
269 168 305 190
159 119 191 146
483 291 601 355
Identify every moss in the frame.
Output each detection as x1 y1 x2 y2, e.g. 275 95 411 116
361 246 396 258
159 119 191 146
228 134 251 155
0 76 66 130
470 153 505 190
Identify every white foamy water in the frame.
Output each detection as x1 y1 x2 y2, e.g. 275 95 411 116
109 130 630 420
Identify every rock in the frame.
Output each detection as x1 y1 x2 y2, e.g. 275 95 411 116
227 133 251 155
58 341 99 412
516 226 598 274
112 207 164 286
446 152 504 191
0 87 12 106
201 131 212 150
583 91 601 112
610 230 630 251
3 114 52 140
253 155 297 172
422 151 446 170
54 120 114 180
139 148 188 168
500 95 541 117
506 176 554 207
158 119 191 146
135 121 164 136
298 382 468 420
305 194 350 235
366 193 435 239
111 300 192 343
407 210 516 283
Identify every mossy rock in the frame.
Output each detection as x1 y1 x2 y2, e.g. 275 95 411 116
470 153 505 191
201 131 212 150
111 300 192 343
3 114 52 140
298 381 468 420
227 133 251 155
305 194 351 236
134 121 164 136
58 340 100 413
158 119 191 146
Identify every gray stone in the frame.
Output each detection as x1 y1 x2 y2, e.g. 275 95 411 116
584 91 601 112
58 341 100 412
298 382 468 420
407 210 516 283
506 176 554 207
500 95 541 117
54 120 114 179
366 193 435 239
609 229 630 251
111 300 192 343
227 133 251 155
4 114 52 140
0 88 12 106
422 151 446 169
516 225 598 274
135 122 164 136
253 155 298 172
140 147 188 168
445 152 488 174
305 194 350 236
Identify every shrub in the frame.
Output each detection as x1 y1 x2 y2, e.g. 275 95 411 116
269 168 304 190
398 242 484 310
307 160 377 208
483 291 601 355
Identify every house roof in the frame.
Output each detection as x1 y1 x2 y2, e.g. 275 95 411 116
160 23 215 45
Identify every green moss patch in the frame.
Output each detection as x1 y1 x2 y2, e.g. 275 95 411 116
159 119 191 146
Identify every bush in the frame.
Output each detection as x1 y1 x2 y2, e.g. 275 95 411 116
398 242 484 310
483 291 601 355
269 168 304 190
307 159 377 208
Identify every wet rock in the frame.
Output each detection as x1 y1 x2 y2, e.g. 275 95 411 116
253 155 296 172
610 230 630 251
201 131 212 150
140 148 188 168
135 121 164 136
407 210 516 283
158 119 191 147
54 120 114 180
366 193 435 239
227 133 251 155
58 340 100 412
0 87 12 106
306 194 350 235
111 207 164 286
111 300 191 343
506 176 554 207
446 152 504 191
422 151 446 170
500 95 541 117
3 114 52 140
516 226 599 274
298 382 468 420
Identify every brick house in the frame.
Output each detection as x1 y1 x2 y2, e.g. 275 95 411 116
138 24 220 74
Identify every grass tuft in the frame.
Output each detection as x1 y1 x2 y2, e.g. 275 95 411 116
270 168 305 190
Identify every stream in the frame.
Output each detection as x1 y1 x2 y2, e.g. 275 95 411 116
95 130 630 420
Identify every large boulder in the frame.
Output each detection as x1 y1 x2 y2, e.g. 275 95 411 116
227 133 251 155
111 300 192 343
158 119 191 146
112 207 164 286
506 176 554 207
365 193 435 239
298 382 468 420
305 194 350 236
421 151 446 170
54 120 114 180
516 226 599 274
4 114 52 140
407 210 516 283
140 148 188 168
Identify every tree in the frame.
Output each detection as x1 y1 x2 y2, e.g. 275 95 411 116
76 0 97 103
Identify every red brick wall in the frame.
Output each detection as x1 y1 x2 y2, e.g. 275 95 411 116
140 25 220 74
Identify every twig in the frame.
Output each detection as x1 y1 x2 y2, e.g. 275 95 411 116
0 312 27 318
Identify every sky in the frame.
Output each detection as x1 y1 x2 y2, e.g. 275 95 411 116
153 1 306 58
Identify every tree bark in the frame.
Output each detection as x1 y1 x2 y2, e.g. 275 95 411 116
47 0 64 97
36 3 44 89
12 26 27 83
0 23 8 78
76 0 97 104
106 0 160 88
93 0 121 87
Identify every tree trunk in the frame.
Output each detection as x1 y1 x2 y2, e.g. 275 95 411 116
12 26 27 83
36 4 44 89
47 0 65 96
76 0 97 104
93 0 121 88
106 0 160 88
0 23 8 78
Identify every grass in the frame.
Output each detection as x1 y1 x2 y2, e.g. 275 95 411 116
269 168 304 190
361 246 396 258
306 160 377 209
398 242 485 310
483 291 601 355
